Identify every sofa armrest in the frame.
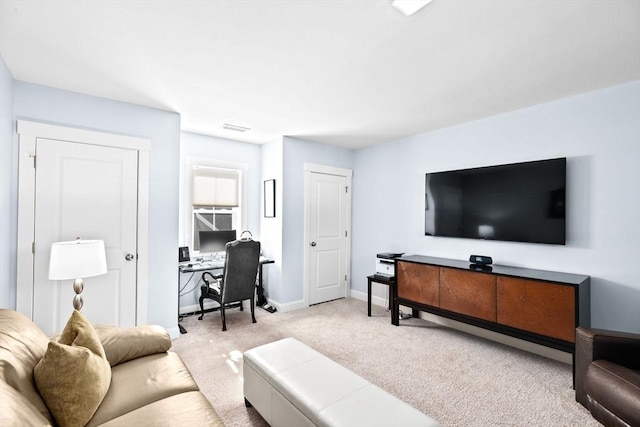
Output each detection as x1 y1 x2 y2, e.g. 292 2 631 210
94 325 172 366
575 327 640 407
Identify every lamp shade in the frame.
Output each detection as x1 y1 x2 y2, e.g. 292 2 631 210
48 239 108 280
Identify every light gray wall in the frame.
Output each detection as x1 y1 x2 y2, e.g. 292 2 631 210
260 137 284 303
281 137 353 304
178 131 262 310
9 81 181 332
0 57 15 309
352 81 640 333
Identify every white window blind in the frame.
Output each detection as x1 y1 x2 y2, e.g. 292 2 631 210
192 167 239 207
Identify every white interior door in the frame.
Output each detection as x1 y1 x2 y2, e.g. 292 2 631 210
33 138 139 334
307 169 351 305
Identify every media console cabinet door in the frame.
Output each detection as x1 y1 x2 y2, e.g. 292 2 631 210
497 277 575 343
397 262 439 307
440 268 497 322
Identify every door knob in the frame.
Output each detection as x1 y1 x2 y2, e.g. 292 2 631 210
125 253 135 261
310 242 317 247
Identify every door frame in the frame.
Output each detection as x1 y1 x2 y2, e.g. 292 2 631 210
16 120 151 324
303 163 352 307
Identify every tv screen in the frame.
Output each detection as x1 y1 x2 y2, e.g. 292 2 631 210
425 158 566 245
198 230 237 253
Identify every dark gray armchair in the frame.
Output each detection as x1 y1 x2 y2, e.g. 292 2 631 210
198 238 261 331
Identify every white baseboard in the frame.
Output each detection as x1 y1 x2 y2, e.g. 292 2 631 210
350 289 389 309
180 297 306 316
179 300 220 315
167 327 181 340
268 298 306 313
350 289 366 301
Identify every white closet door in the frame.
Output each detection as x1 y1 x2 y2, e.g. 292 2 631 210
307 171 348 305
33 138 139 334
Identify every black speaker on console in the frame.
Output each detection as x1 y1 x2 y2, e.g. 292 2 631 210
469 255 493 266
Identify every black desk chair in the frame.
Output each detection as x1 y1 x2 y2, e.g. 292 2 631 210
198 238 261 331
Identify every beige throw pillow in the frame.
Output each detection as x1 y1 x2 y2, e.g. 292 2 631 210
34 310 111 427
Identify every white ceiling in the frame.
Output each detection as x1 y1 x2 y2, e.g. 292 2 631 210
1 0 639 149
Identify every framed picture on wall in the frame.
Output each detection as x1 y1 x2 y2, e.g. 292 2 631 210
264 179 275 218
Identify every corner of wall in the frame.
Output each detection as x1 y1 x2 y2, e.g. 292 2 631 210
0 55 16 309
260 137 284 303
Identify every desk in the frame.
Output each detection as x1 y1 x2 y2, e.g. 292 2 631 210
178 257 274 333
367 274 395 317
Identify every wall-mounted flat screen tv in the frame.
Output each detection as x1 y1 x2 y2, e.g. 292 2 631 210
425 158 566 245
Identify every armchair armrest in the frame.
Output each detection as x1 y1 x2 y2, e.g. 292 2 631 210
575 327 640 407
94 324 172 366
202 271 223 285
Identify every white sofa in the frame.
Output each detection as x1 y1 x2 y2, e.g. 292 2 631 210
243 337 440 427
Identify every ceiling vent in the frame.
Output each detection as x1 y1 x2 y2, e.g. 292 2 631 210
221 123 251 132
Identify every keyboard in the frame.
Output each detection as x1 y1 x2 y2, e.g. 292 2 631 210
180 259 225 271
199 261 224 269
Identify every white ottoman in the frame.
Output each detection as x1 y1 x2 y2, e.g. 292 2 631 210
243 337 440 427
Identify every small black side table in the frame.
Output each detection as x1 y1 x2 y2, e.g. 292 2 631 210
367 275 395 317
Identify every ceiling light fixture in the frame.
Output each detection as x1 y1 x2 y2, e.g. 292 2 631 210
221 123 251 132
392 0 433 16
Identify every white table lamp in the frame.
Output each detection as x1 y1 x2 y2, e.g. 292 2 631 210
48 239 108 310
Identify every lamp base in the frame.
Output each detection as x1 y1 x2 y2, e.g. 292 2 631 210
73 278 84 310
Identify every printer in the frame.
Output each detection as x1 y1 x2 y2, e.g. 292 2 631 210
375 252 404 278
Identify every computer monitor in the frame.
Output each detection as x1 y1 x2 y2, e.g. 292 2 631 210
198 230 237 253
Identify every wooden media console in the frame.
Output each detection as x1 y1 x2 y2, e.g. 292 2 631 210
392 255 590 353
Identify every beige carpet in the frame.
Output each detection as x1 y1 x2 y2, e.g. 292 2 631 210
171 298 598 426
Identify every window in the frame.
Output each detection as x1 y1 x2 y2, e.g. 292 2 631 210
189 164 243 252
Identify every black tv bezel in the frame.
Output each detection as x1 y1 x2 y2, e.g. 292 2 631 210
424 157 567 245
